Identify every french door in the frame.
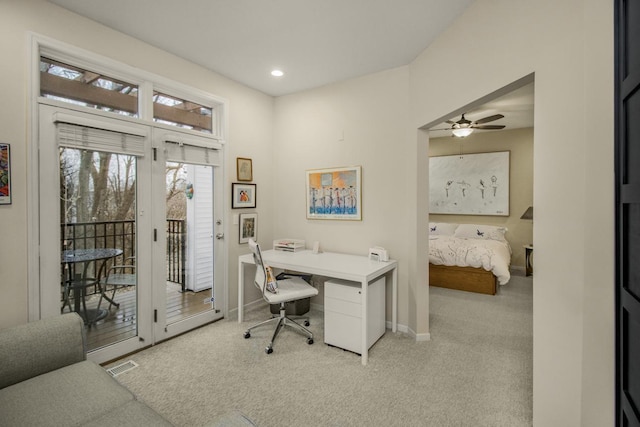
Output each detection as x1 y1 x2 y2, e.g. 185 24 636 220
151 128 224 342
38 104 225 363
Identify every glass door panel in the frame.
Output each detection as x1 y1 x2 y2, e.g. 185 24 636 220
38 104 152 364
153 129 224 342
59 148 138 351
165 162 215 325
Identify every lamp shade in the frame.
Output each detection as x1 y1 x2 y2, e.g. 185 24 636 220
520 206 533 220
452 127 474 138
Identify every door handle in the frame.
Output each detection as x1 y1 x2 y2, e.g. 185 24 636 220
215 233 224 240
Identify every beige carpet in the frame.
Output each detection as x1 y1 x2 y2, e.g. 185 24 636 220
107 272 532 426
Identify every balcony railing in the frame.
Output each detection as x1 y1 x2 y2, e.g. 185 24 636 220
166 219 186 290
61 219 186 296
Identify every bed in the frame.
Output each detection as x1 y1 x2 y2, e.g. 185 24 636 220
428 222 511 295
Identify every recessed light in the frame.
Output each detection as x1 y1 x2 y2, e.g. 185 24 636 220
271 69 284 77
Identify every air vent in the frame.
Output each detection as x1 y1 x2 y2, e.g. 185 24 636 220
106 360 139 377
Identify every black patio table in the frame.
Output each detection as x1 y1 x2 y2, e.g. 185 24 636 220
61 248 123 325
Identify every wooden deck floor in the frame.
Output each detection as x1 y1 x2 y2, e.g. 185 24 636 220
68 282 212 351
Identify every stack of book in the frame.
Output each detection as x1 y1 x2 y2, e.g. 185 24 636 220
273 239 305 252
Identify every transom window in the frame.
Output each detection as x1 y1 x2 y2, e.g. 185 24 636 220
40 57 139 117
153 91 213 134
39 56 219 137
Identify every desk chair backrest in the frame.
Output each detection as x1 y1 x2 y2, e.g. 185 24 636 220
248 239 268 298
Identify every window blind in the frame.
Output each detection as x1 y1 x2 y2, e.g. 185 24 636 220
55 122 146 157
163 135 221 166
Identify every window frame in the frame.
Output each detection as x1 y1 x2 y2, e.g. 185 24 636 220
27 33 229 322
36 37 226 141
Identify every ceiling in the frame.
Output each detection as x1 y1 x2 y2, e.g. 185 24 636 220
428 82 535 138
47 0 533 133
48 0 474 96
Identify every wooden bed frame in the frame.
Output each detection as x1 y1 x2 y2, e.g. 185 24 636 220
429 263 497 295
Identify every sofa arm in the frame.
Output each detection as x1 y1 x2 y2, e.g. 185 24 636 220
0 313 86 389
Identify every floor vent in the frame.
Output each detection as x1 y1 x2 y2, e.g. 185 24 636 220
106 360 139 377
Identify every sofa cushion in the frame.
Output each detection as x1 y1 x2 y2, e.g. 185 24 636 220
0 360 134 427
83 400 173 426
0 313 85 389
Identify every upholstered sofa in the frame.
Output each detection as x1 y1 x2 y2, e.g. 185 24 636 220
0 313 175 426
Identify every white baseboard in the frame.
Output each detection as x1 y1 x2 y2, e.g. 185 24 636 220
415 332 431 341
385 321 430 341
228 299 266 320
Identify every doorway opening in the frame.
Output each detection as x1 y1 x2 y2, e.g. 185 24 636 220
421 73 535 415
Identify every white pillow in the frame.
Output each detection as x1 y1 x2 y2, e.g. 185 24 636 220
429 222 458 236
454 223 507 241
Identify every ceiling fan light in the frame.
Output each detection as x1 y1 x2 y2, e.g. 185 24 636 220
452 128 474 138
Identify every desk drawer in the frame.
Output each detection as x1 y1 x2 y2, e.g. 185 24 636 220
324 279 363 304
324 277 386 354
324 296 361 317
324 310 362 354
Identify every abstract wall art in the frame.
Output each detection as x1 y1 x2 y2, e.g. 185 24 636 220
429 151 510 216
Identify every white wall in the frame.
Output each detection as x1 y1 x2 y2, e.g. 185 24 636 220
273 67 412 328
0 0 274 326
275 0 614 424
409 0 614 425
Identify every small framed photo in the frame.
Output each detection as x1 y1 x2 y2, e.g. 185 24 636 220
0 143 11 205
236 157 253 182
232 183 257 209
239 213 258 244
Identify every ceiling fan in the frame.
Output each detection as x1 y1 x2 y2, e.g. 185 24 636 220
435 113 505 137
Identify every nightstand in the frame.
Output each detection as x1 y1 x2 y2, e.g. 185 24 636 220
524 245 533 276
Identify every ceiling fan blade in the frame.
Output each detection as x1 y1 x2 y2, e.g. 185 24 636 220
445 120 456 124
430 127 453 131
474 114 504 125
472 124 506 130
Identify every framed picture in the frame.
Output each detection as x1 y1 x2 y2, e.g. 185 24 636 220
0 143 11 205
429 151 510 216
239 213 257 244
306 166 362 220
236 157 253 182
232 183 257 209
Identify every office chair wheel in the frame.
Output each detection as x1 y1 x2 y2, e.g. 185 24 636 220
243 331 250 339
304 320 310 326
307 338 314 345
265 346 273 354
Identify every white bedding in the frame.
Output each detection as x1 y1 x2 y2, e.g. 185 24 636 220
428 235 512 285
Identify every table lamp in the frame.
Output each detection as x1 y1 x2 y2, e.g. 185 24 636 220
520 206 533 220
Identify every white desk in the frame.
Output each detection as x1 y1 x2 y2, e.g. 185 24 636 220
238 249 398 365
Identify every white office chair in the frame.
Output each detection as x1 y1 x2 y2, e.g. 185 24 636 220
243 238 318 354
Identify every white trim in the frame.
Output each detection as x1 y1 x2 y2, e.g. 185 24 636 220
415 332 432 342
27 33 42 321
388 321 425 340
40 96 224 144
